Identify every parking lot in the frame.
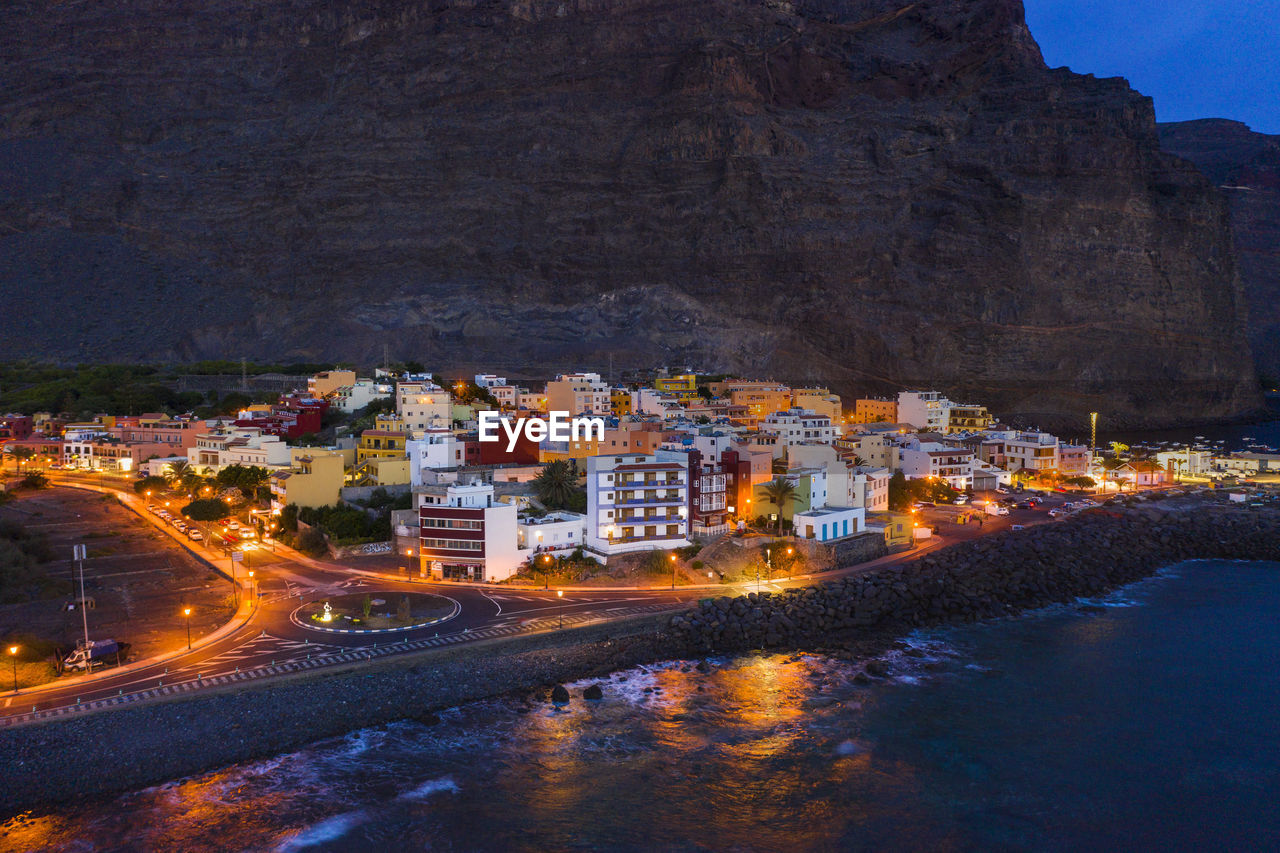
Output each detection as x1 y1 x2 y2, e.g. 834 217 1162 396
0 486 234 684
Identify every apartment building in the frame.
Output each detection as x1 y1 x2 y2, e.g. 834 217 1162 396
945 404 993 433
308 370 357 398
517 511 588 556
897 390 952 432
853 397 898 423
188 427 292 473
898 442 975 490
790 388 842 422
269 448 347 510
990 429 1059 474
545 373 611 415
396 380 452 432
416 482 521 581
585 454 689 556
761 408 838 446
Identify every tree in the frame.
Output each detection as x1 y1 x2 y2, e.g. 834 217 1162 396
182 498 230 521
296 527 328 557
164 460 192 489
1064 476 1096 489
18 472 48 490
760 477 801 535
362 594 372 619
534 461 579 510
215 464 271 493
133 476 169 496
888 471 911 511
8 446 34 474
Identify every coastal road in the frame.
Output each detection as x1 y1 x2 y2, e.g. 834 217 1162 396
0 473 700 723
0 474 1109 725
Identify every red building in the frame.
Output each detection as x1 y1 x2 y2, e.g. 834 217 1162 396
0 414 34 441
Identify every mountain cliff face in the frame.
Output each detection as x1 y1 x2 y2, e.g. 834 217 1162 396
0 0 1261 426
1158 119 1280 384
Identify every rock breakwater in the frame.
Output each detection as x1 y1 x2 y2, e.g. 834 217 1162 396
670 506 1280 651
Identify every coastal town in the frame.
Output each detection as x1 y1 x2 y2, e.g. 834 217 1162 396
3 367 1277 594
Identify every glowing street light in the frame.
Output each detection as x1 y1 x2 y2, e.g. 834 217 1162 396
670 553 678 590
182 607 192 650
542 554 552 589
557 589 564 629
8 645 17 692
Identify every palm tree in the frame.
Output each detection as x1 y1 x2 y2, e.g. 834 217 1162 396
9 446 34 473
165 459 192 488
534 460 578 510
760 476 801 535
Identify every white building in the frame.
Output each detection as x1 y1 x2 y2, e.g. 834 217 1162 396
585 454 690 556
899 442 975 489
474 374 507 389
897 390 952 432
546 373 611 416
1154 449 1213 477
416 482 522 582
518 511 588 556
787 444 888 513
761 408 838 446
990 429 1059 474
188 428 291 473
407 430 468 484
632 388 681 417
396 381 452 432
490 385 519 409
792 506 866 542
333 379 392 414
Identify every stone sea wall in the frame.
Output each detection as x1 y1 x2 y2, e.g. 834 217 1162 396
670 506 1280 651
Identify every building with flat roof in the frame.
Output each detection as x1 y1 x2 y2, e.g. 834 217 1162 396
586 454 689 556
416 482 522 582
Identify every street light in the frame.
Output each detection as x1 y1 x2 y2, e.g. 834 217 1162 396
183 607 192 650
670 553 677 590
542 554 552 589
557 589 564 629
8 645 17 692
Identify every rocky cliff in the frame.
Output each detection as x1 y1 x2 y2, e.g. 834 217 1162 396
1158 119 1280 383
0 0 1261 426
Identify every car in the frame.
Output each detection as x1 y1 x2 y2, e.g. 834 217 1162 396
994 487 1009 494
239 528 255 540
1048 509 1066 518
187 530 204 541
953 496 969 505
1011 524 1026 531
919 501 936 508
227 521 241 531
173 522 188 533
218 518 231 526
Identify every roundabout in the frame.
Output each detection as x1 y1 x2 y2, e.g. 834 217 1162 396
290 591 460 634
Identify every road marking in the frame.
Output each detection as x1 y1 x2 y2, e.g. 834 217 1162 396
481 593 503 616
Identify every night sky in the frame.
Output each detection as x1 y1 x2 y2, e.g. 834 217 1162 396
1023 0 1280 134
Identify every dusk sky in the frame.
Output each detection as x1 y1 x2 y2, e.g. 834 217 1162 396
1023 0 1280 133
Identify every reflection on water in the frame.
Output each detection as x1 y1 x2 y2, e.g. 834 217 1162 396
5 560 1280 852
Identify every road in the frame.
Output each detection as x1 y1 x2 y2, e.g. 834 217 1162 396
0 474 1099 725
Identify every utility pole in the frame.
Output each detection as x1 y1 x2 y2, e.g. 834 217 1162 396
1089 412 1098 456
73 544 89 652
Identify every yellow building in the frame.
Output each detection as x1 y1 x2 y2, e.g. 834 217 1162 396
356 429 408 463
269 448 349 510
865 511 914 550
309 370 357 398
357 457 411 486
854 398 898 423
729 386 792 425
610 388 633 417
374 414 407 432
538 436 601 464
791 387 842 422
653 373 697 402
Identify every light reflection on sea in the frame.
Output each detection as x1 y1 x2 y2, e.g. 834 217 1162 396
4 560 1279 852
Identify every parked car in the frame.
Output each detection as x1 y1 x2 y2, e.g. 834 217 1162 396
953 496 969 505
994 487 1009 494
187 530 204 541
174 522 188 533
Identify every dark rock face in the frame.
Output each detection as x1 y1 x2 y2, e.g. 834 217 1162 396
1159 119 1280 381
0 0 1259 426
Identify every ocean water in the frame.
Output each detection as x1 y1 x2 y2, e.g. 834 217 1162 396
5 559 1280 852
